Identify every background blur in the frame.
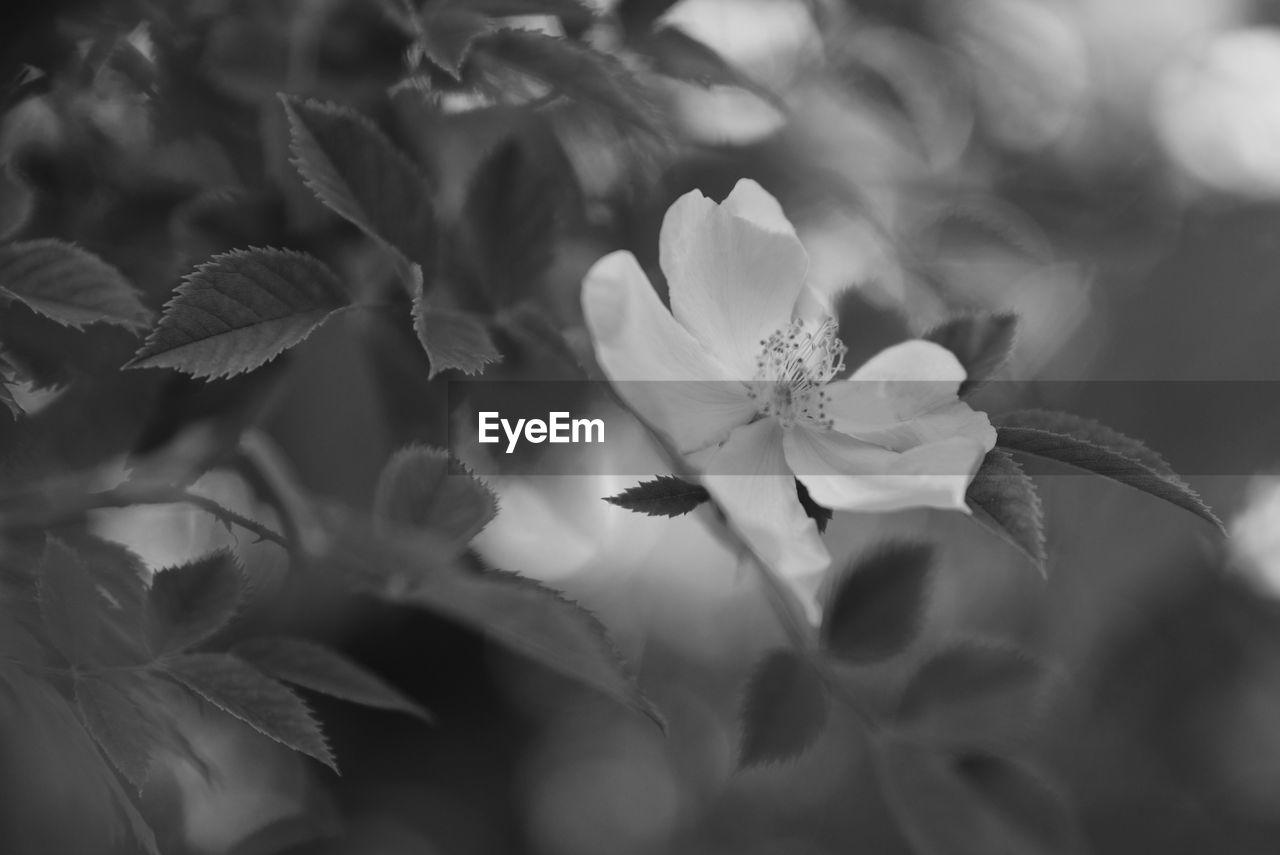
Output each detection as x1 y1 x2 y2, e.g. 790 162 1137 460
6 0 1280 852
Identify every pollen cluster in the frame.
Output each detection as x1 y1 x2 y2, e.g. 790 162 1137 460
747 317 847 428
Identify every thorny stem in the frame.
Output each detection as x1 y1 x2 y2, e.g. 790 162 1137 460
0 483 291 550
605 390 881 728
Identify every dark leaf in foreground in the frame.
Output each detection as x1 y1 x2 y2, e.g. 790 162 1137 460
235 637 431 722
924 312 1017 395
822 542 934 664
895 639 1047 751
639 26 784 108
0 239 151 331
605 475 710 518
38 539 105 665
312 507 663 728
75 674 155 792
412 292 500 378
281 96 436 271
965 448 1046 574
996 422 1223 533
126 248 349 379
874 736 1084 855
459 138 560 306
164 653 336 771
373 444 497 544
147 549 244 653
738 648 829 768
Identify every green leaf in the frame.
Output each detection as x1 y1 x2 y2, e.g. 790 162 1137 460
965 449 1046 574
412 292 500 378
314 506 663 728
821 542 933 664
639 26 783 108
895 640 1047 751
923 312 1016 395
604 475 711 518
126 247 349 379
147 549 244 653
7 668 160 854
459 138 560 306
234 637 431 722
470 29 664 136
281 96 436 271
995 423 1224 533
465 0 595 24
0 162 33 241
796 479 833 534
737 649 829 768
0 239 151 331
38 539 105 665
164 652 336 771
75 674 156 792
415 6 494 79
994 409 1176 477
373 444 497 545
873 737 1084 855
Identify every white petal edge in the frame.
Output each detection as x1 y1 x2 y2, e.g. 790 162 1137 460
581 250 756 453
721 178 796 237
783 426 989 514
700 418 830 602
658 189 810 379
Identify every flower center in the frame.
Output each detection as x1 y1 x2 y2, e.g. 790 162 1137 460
748 317 847 428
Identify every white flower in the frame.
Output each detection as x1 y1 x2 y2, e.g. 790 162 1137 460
581 179 996 605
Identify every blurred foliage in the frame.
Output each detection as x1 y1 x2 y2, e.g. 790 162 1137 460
0 0 1279 854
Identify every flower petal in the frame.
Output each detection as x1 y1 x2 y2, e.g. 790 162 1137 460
721 178 796 237
783 426 988 513
823 340 997 451
582 250 756 453
701 418 830 588
659 187 810 379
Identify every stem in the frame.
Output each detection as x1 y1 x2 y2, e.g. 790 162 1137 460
0 483 291 550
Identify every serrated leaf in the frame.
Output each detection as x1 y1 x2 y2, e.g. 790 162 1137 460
164 652 336 771
604 475 711 518
466 0 595 23
313 506 662 728
924 312 1016 395
8 668 160 854
0 239 151 331
75 674 156 792
148 549 244 653
412 292 500 378
895 640 1047 751
235 637 431 721
0 375 20 418
0 163 33 241
796 479 833 534
470 29 664 136
995 423 1224 533
994 409 1176 477
738 649 829 768
281 96 436 272
38 539 105 665
821 542 933 664
639 26 784 108
873 737 1084 855
416 6 494 79
459 138 559 306
126 247 349 379
965 449 1046 574
374 444 497 544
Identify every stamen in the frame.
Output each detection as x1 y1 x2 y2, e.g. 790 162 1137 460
748 317 847 428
